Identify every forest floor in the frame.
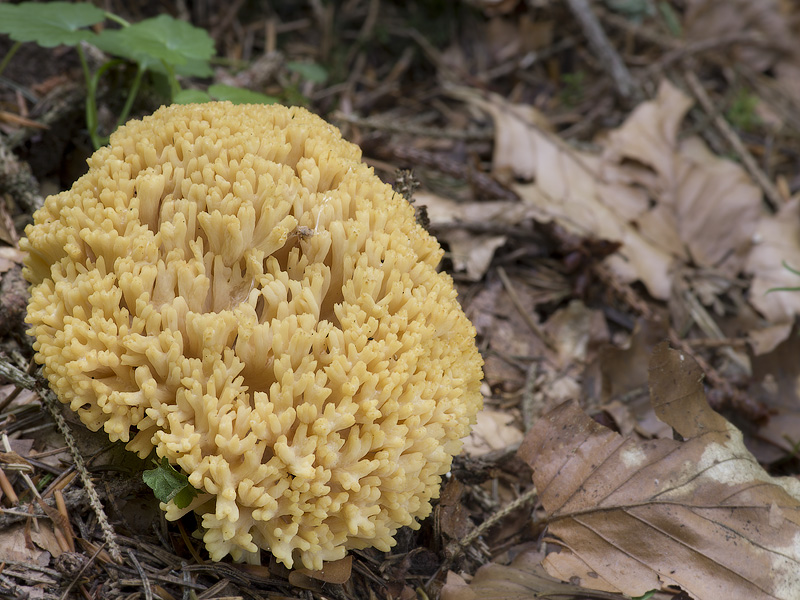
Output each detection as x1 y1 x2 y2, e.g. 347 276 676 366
1 1 800 599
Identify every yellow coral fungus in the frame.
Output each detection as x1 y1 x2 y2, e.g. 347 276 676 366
22 102 483 569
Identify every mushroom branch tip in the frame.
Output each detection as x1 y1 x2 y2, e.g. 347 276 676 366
21 101 484 569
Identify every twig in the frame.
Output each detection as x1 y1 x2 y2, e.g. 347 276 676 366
564 0 641 102
682 69 783 210
127 549 154 600
594 264 655 320
0 355 122 560
40 388 123 562
0 358 36 390
0 467 18 504
6 82 84 151
371 144 520 201
458 486 538 553
1 572 57 600
496 266 556 351
2 433 40 500
683 337 748 349
0 359 37 414
486 37 578 83
332 111 493 141
59 542 106 600
0 489 84 529
181 565 194 600
644 31 776 78
428 486 539 588
680 287 749 373
55 490 77 552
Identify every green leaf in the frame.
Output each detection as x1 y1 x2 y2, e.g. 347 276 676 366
0 2 105 47
143 457 198 509
286 60 328 84
170 57 214 78
208 84 277 105
93 14 214 70
657 1 682 37
173 89 212 104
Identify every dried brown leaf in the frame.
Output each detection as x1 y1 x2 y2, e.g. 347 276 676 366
419 192 538 279
518 342 800 600
684 0 792 73
0 246 25 276
746 198 800 325
0 199 18 247
606 109 761 277
458 81 764 301
462 409 524 457
749 329 800 459
542 300 608 369
440 547 630 600
438 479 473 539
0 523 51 564
290 555 352 585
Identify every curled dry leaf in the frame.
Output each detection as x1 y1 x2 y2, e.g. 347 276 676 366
518 342 800 600
471 87 672 300
457 80 763 301
0 524 58 564
605 92 761 278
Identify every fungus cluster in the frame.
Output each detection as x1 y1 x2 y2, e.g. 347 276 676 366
22 102 484 569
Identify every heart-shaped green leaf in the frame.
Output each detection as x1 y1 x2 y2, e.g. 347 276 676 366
93 14 214 70
286 61 328 84
0 2 105 47
143 457 198 509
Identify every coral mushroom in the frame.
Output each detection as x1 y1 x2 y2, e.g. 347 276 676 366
22 102 484 569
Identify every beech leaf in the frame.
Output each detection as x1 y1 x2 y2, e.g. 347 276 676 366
518 342 800 600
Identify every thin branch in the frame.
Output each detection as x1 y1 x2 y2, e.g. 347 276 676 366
40 388 123 563
497 266 556 352
564 0 642 103
682 69 784 211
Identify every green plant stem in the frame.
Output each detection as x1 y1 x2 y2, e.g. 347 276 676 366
115 64 144 131
103 11 130 27
0 41 22 80
75 44 102 149
159 60 181 101
86 58 125 148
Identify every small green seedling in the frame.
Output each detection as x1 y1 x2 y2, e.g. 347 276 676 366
142 457 198 509
726 89 761 132
559 70 586 107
